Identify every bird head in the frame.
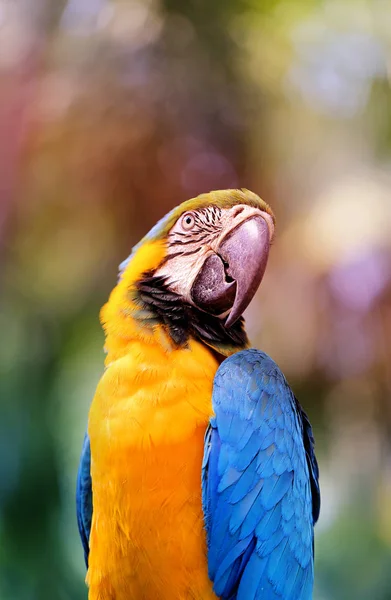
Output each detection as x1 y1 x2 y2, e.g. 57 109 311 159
104 189 274 357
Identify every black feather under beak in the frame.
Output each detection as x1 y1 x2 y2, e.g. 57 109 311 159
191 216 270 327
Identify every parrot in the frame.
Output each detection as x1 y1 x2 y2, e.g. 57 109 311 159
76 189 320 600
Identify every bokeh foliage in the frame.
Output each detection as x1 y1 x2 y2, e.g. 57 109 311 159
1 0 391 598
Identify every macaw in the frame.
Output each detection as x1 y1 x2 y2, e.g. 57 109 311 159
77 189 320 600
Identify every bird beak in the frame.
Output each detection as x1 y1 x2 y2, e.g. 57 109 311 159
191 214 271 326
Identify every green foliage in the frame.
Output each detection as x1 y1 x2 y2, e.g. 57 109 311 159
1 0 391 599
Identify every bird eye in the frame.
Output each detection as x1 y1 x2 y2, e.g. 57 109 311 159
181 212 195 231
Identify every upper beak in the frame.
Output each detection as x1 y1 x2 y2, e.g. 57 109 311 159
191 215 271 326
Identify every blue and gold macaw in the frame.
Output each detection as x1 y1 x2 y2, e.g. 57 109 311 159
77 189 320 599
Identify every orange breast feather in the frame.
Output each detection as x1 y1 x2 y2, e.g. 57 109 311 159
86 242 220 600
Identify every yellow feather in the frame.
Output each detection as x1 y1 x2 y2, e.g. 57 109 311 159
87 239 225 599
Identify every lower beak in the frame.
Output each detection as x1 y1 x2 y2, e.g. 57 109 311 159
191 216 270 326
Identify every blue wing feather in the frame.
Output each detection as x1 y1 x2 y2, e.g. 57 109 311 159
202 349 320 600
76 432 92 567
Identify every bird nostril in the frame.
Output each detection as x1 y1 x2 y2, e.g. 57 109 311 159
232 207 244 218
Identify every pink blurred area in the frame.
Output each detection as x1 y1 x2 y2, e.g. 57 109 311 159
1 1 391 599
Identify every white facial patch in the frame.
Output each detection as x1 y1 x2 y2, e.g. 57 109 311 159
154 204 274 305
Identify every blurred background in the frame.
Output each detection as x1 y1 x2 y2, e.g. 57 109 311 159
1 0 391 598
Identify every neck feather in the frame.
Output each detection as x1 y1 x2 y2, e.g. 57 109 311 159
132 273 249 357
100 240 249 363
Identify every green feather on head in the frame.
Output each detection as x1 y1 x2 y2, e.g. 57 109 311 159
119 189 274 277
